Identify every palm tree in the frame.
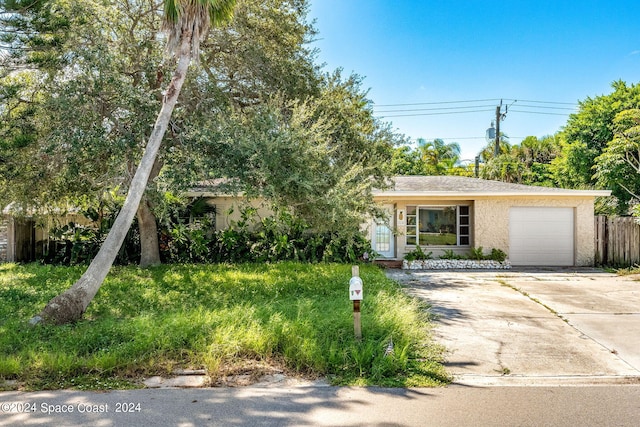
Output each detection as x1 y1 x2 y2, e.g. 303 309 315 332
33 0 237 325
418 138 461 175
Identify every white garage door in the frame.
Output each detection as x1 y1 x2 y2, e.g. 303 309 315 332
509 207 574 266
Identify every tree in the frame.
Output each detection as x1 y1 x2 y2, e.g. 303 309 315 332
551 81 640 188
390 145 425 175
1 0 172 267
2 0 321 267
196 71 399 234
480 152 526 183
481 135 560 185
594 109 640 213
390 138 462 176
418 138 460 175
32 0 237 325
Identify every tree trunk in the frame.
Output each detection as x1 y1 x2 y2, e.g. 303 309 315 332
137 157 163 268
32 33 194 325
137 196 161 267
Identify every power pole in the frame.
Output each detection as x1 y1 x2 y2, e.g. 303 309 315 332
494 100 502 157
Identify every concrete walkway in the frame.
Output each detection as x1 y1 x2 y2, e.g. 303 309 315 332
387 267 640 385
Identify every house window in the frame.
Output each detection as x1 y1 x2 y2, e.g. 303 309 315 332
406 205 470 246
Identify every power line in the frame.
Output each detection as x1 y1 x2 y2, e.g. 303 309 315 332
376 109 495 118
373 98 577 108
515 99 577 105
373 98 502 108
509 109 572 116
515 104 577 111
375 104 497 113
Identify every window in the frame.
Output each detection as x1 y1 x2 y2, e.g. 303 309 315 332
406 205 470 246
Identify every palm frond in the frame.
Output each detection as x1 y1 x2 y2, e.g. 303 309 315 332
162 0 236 58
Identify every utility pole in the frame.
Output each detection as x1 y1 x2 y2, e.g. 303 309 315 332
482 99 512 172
494 100 503 157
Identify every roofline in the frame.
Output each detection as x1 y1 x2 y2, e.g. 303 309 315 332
372 190 612 198
187 190 612 199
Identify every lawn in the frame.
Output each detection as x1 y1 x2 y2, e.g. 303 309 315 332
0 262 449 390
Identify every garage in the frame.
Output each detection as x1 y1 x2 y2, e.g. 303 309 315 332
509 207 575 266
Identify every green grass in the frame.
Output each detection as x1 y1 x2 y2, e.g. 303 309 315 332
0 262 449 390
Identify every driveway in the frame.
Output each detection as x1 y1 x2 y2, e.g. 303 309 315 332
386 268 640 385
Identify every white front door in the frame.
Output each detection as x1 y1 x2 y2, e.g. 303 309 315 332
372 205 395 258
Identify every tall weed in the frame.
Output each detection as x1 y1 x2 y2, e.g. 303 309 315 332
0 263 448 389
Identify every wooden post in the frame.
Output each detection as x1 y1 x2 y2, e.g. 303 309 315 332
350 266 362 341
353 300 361 341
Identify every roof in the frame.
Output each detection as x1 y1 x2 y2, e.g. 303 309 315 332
373 176 611 198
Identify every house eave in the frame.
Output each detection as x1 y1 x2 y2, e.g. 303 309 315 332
372 190 612 198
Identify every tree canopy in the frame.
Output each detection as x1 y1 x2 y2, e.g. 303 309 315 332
552 81 640 190
1 0 400 244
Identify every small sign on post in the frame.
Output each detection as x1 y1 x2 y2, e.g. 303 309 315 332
350 266 363 340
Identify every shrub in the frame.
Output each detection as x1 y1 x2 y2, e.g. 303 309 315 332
468 246 485 260
467 246 507 262
439 249 464 260
44 207 140 266
404 246 432 261
160 207 372 264
39 202 374 266
488 248 507 262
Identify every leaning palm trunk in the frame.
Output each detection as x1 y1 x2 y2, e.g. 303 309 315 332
32 33 194 325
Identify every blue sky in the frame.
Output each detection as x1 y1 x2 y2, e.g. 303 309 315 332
308 0 640 160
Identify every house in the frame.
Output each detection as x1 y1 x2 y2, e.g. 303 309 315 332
2 176 611 267
368 176 611 266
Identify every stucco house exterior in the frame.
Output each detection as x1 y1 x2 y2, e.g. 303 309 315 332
368 175 610 267
2 175 610 267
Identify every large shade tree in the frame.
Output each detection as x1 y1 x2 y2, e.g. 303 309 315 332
1 0 321 267
594 109 640 213
197 71 398 233
32 0 237 325
551 80 640 189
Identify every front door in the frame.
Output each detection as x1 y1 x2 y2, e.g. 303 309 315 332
372 205 395 258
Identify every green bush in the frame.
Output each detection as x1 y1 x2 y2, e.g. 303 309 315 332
41 203 373 266
439 249 464 260
488 248 507 262
468 246 485 260
177 208 373 264
404 246 432 261
45 205 141 266
466 247 507 262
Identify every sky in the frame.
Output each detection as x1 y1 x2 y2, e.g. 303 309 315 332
308 0 640 161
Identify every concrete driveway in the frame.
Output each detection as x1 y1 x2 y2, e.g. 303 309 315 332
386 268 640 385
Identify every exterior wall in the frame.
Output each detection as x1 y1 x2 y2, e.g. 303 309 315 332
375 195 597 266
196 192 599 267
473 196 596 266
377 198 474 259
202 196 273 231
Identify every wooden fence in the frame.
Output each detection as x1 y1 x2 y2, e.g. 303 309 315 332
594 215 640 266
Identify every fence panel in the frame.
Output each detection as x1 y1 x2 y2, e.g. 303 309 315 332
595 215 640 266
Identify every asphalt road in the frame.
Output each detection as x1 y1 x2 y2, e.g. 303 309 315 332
2 385 640 426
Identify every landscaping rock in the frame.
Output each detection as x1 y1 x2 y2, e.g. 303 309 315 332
402 259 512 270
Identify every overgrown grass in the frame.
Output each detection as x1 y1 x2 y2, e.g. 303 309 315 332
0 262 449 390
